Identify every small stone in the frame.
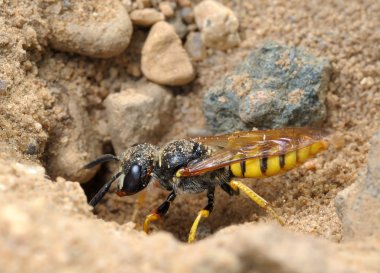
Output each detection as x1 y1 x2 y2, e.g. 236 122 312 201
194 0 240 50
0 79 8 93
168 10 188 39
203 42 331 133
177 0 191 7
180 7 194 24
185 32 206 61
360 76 374 87
335 131 380 240
104 82 174 154
26 139 39 155
159 1 175 17
47 0 133 58
130 8 165 27
141 21 195 86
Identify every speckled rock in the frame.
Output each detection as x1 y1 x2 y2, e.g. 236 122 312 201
130 8 165 27
46 0 133 58
46 89 102 183
141 22 195 86
335 131 380 240
203 42 331 133
104 81 174 154
185 32 206 61
194 0 240 50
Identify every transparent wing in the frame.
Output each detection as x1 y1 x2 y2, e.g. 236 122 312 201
178 128 326 177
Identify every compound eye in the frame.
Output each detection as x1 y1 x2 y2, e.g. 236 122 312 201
120 164 147 195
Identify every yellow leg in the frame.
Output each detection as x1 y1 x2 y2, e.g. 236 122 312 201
143 211 160 233
143 191 176 234
188 209 210 243
131 191 146 223
230 180 285 226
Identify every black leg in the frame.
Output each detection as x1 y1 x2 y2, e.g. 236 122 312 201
221 182 239 196
89 172 122 207
83 154 119 169
143 191 176 233
188 187 215 243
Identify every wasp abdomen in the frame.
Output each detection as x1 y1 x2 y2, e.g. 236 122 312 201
230 140 328 178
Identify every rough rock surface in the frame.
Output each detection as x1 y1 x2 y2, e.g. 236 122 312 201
1 0 380 272
141 21 195 86
203 42 331 133
130 8 165 27
104 81 174 154
194 0 240 50
46 0 133 58
335 131 380 240
45 89 102 183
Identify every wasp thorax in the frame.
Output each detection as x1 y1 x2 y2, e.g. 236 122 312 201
117 143 157 196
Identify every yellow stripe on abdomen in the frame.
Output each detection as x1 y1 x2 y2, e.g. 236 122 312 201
230 140 328 178
245 158 263 177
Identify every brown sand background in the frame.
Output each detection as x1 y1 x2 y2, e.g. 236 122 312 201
0 0 379 272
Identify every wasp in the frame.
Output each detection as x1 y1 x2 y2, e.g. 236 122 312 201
84 127 328 243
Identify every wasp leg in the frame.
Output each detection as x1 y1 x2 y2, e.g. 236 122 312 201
89 172 122 207
188 187 215 243
131 191 146 224
229 180 285 226
221 182 239 196
143 191 176 233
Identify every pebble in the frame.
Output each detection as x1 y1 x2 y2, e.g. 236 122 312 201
0 79 8 94
104 82 174 154
141 21 195 86
26 139 39 156
47 0 133 58
180 7 194 24
194 0 240 50
335 130 380 240
159 1 175 18
185 32 206 61
203 42 331 133
130 8 165 27
168 10 189 39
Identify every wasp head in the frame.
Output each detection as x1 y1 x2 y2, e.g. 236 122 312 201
116 143 157 196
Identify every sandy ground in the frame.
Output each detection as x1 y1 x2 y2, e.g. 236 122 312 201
0 0 379 272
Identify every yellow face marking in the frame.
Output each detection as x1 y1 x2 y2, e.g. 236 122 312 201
245 158 263 178
283 151 297 170
297 146 310 163
265 156 281 176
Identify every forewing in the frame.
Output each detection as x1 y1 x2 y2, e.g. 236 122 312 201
179 128 325 176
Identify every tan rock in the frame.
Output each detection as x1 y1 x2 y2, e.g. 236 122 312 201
335 131 380 240
45 90 102 183
159 1 175 17
47 0 133 58
141 21 195 86
104 81 174 154
194 0 240 50
130 8 165 27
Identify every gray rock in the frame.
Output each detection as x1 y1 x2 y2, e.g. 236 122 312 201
104 82 174 155
0 79 7 94
335 131 380 240
184 32 206 61
203 42 331 133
